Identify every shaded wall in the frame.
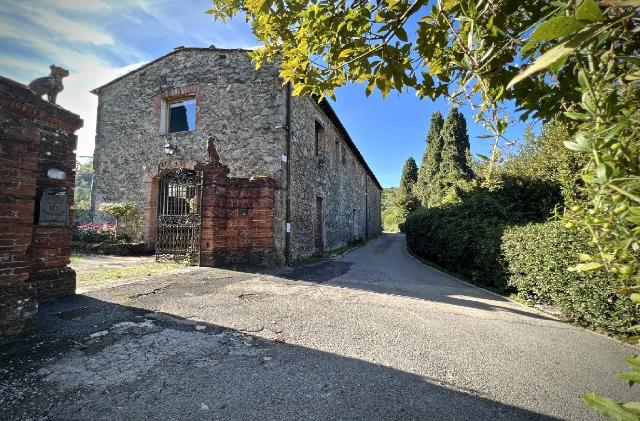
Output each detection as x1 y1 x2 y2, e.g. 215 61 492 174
288 95 383 261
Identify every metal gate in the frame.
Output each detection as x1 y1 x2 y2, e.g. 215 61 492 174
156 169 202 264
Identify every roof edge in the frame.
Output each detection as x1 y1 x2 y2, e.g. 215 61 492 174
317 98 383 191
91 47 253 95
90 47 382 191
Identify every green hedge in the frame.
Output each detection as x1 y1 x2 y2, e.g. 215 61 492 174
404 195 509 289
502 221 639 336
404 176 561 290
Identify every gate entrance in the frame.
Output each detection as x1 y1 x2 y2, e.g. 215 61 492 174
155 169 202 264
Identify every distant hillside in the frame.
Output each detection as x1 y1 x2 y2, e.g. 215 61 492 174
382 187 400 232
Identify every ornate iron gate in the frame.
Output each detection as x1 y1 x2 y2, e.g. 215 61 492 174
156 168 202 264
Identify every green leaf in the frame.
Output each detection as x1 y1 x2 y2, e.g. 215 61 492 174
531 17 586 42
564 132 592 152
396 27 408 42
564 111 591 121
583 393 640 421
623 402 640 416
619 371 640 384
509 30 594 88
630 293 640 304
568 262 604 272
578 69 589 91
596 163 613 180
576 0 604 23
578 253 593 262
521 39 537 54
476 153 491 161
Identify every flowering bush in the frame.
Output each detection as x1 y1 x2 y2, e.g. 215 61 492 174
72 223 115 243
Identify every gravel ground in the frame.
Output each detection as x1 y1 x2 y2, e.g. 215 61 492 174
1 233 635 420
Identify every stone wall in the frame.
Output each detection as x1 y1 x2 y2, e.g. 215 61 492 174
288 95 382 261
92 47 381 265
0 76 82 343
91 48 288 264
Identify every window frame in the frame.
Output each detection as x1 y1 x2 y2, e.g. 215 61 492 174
161 96 197 135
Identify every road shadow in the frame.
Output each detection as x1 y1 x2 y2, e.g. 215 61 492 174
0 294 560 421
265 238 554 322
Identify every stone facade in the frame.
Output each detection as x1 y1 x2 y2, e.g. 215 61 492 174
0 76 82 343
92 47 381 265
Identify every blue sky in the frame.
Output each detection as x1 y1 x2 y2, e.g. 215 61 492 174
0 0 532 187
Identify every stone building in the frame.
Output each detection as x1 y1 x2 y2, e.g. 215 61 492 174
0 76 82 343
91 47 382 266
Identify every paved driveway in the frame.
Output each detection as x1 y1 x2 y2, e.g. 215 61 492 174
1 234 635 420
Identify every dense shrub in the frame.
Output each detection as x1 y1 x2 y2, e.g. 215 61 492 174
405 176 561 290
502 221 639 336
73 223 115 243
405 192 508 289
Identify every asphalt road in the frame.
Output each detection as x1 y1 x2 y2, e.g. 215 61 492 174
1 233 636 420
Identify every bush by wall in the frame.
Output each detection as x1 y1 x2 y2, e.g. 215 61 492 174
502 221 639 336
72 223 115 243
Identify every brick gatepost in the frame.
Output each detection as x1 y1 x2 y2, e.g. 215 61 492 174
197 141 276 267
0 76 83 343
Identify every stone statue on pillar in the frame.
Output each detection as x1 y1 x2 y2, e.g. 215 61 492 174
28 65 69 104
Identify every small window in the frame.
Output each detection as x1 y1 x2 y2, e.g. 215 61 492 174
168 98 196 133
314 121 323 156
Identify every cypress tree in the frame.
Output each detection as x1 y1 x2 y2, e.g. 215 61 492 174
418 108 473 207
400 157 418 191
439 107 472 179
396 157 420 217
415 111 444 204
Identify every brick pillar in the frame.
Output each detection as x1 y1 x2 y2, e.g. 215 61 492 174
0 126 40 341
141 172 158 251
196 160 231 267
0 75 83 343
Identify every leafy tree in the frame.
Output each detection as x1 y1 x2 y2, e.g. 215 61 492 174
416 111 444 204
98 202 136 238
439 108 472 179
74 161 93 210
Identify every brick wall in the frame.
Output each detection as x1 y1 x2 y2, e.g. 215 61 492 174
197 160 276 267
0 76 82 343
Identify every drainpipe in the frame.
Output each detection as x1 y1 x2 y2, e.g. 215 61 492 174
365 181 369 240
284 82 292 265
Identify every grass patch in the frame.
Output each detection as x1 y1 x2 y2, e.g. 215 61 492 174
77 262 184 284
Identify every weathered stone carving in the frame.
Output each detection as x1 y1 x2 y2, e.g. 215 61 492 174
207 137 220 163
29 65 69 104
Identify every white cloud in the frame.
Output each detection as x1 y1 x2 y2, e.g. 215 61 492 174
2 0 114 45
0 0 258 158
58 60 146 157
0 0 148 157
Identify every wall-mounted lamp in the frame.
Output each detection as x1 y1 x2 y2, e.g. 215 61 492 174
163 142 177 155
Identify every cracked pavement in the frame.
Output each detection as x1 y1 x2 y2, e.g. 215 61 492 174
0 233 636 420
